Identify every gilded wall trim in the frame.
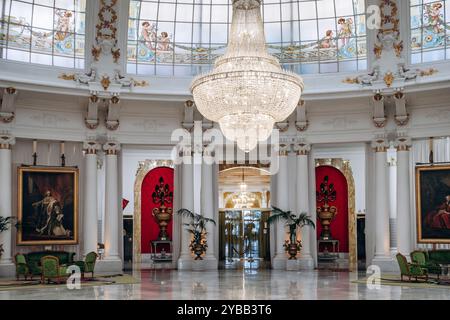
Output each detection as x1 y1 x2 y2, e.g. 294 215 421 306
133 159 174 267
315 158 357 271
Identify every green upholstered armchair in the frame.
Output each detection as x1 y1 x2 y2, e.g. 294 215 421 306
14 254 30 280
396 253 428 282
411 250 442 279
40 256 67 284
74 252 98 278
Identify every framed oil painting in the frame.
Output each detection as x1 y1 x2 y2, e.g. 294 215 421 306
416 165 450 244
17 167 79 245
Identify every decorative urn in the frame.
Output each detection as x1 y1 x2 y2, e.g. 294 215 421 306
316 175 338 240
151 176 173 241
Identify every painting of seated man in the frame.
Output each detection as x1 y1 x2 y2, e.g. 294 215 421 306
17 167 78 245
416 165 450 243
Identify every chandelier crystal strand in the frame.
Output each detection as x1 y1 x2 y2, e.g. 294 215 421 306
191 0 304 152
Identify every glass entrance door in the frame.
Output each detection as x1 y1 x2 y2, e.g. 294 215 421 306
219 209 270 267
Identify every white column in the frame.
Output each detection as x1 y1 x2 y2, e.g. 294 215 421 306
98 141 122 273
371 138 395 271
295 143 314 269
178 145 194 270
201 142 217 269
0 135 15 277
272 145 289 269
388 154 398 255
395 136 412 257
83 141 99 256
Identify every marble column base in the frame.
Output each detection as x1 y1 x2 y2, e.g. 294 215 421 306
298 256 315 270
95 258 123 275
202 256 218 270
286 259 302 271
272 255 287 270
0 262 15 278
372 255 399 273
177 255 193 270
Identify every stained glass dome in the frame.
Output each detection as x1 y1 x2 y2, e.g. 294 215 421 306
410 0 450 64
0 0 86 68
127 0 367 76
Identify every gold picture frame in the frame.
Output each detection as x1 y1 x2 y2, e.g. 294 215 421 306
17 166 79 245
416 165 450 244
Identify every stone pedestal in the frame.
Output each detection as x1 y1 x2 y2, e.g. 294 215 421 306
192 259 208 271
286 259 302 271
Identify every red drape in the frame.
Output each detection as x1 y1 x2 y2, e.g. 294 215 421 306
140 167 174 253
315 166 349 253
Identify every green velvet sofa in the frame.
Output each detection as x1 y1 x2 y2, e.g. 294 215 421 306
19 251 76 279
427 250 450 265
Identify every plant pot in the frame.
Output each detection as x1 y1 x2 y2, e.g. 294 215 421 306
287 243 298 260
192 243 206 260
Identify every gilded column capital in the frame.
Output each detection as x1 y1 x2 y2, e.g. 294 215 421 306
179 144 192 157
0 133 15 149
371 137 389 152
394 136 412 152
103 140 121 155
83 140 100 154
278 143 290 156
293 142 311 156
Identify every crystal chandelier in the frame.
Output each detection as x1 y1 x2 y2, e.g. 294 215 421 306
190 0 304 152
232 168 256 209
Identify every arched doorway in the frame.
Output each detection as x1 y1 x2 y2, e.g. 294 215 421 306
218 165 271 269
315 159 357 270
133 160 174 267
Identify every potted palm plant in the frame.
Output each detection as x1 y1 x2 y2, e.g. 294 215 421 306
267 206 315 260
177 209 216 260
0 216 13 259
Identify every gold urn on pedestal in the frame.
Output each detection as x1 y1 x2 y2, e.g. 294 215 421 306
316 175 338 240
152 205 173 241
151 176 174 241
317 203 337 240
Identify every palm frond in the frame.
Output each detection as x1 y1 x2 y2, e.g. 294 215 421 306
295 212 316 229
267 206 292 225
177 208 195 219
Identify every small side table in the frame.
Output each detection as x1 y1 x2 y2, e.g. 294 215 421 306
317 239 340 261
150 240 173 263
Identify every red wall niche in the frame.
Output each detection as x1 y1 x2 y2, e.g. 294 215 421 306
315 166 349 253
141 167 174 253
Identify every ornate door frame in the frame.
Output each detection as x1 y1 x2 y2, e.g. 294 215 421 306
133 160 174 266
315 158 357 270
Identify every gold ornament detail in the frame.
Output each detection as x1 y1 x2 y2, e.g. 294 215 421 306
100 76 110 90
384 72 394 87
59 73 76 81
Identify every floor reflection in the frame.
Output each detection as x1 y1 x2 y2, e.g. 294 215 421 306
0 269 449 300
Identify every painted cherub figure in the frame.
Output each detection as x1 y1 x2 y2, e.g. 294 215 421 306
425 2 444 34
338 18 353 47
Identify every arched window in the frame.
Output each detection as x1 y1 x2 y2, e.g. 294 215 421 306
127 0 367 76
0 0 86 68
410 0 450 63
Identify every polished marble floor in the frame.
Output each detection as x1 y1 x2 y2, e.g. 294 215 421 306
0 269 449 300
